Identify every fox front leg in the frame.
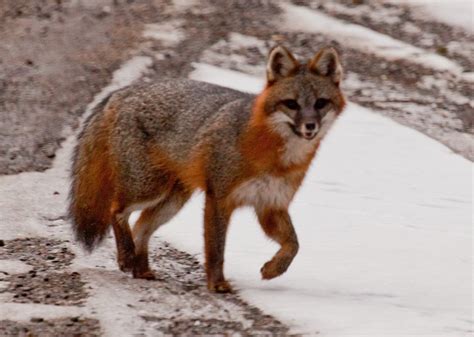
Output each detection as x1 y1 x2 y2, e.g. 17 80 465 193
257 209 299 279
203 192 233 293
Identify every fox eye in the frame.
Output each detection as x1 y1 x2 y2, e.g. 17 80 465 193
282 99 300 110
314 98 330 110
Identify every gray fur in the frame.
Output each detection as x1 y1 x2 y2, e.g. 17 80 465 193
107 79 254 200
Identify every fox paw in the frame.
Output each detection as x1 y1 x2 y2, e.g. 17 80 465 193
208 280 233 294
118 257 135 273
133 269 156 280
260 260 287 280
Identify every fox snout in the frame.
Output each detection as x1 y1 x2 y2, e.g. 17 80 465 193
294 109 320 140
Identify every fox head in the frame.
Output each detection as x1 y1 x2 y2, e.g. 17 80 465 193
258 45 346 141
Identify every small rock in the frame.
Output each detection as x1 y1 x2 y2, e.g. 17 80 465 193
436 46 448 56
31 317 44 323
0 240 5 246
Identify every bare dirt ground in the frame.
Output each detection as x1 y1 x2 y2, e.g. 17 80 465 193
0 0 472 335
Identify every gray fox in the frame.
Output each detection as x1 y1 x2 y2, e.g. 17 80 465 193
69 46 346 293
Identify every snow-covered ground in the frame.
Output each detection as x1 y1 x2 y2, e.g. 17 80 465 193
153 65 472 336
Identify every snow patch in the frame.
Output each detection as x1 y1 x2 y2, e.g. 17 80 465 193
226 32 267 50
189 63 264 93
200 33 267 76
171 0 198 12
461 72 474 82
0 303 85 321
0 260 33 275
143 21 185 47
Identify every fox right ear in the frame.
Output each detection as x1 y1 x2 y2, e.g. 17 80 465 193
266 45 299 83
309 47 343 85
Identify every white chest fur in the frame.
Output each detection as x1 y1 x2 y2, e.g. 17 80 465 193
230 174 297 210
267 112 317 167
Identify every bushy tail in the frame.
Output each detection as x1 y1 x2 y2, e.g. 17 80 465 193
69 95 116 251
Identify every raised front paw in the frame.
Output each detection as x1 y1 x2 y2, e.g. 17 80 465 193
260 259 289 280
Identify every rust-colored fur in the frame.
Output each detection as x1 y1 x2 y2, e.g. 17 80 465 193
70 97 118 250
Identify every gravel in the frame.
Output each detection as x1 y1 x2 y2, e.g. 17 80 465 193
0 238 88 306
0 317 101 337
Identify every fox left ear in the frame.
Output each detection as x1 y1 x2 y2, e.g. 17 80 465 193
266 45 299 83
309 47 343 85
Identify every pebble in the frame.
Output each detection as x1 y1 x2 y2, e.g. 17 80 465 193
31 317 44 323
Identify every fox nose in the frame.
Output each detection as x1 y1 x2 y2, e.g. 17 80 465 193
305 122 316 131
299 121 319 139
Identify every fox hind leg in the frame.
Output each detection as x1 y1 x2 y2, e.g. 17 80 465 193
111 209 136 273
132 184 190 280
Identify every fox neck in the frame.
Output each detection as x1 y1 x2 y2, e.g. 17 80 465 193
240 91 319 175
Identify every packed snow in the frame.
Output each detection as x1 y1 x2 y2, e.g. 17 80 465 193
143 21 185 47
0 303 85 322
189 63 263 93
0 260 32 275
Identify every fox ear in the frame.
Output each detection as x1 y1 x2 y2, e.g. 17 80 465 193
266 45 299 83
309 47 343 85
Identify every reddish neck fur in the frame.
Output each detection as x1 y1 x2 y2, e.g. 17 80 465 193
240 88 318 176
